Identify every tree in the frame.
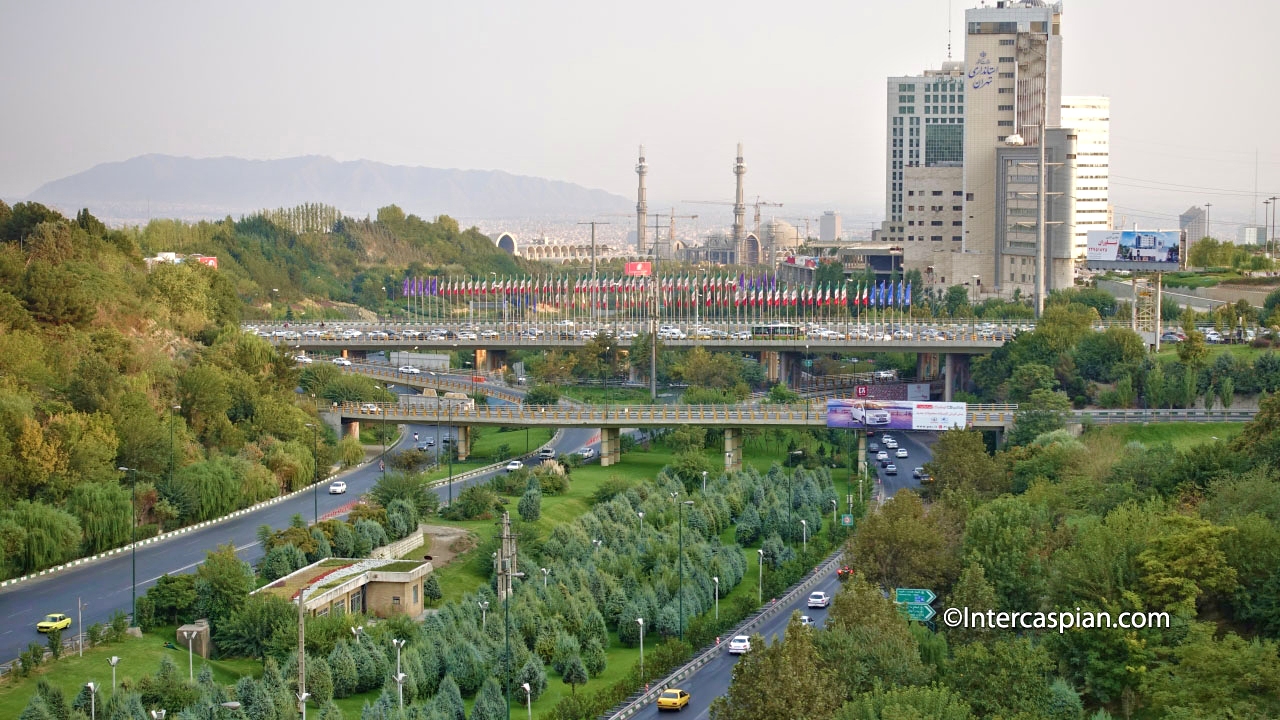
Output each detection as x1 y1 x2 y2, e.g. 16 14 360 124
946 637 1053 719
524 384 561 407
1137 514 1238 615
147 574 198 625
517 654 548 701
1008 389 1072 446
1142 623 1280 718
922 429 1003 498
851 491 959 591
194 543 254 631
432 675 466 720
518 488 541 522
1177 308 1209 369
944 285 970 317
1006 363 1057 402
835 684 975 720
561 654 588 696
423 573 443 604
767 383 800 404
962 496 1050 609
945 562 999 647
215 593 295 658
471 676 507 720
710 618 843 720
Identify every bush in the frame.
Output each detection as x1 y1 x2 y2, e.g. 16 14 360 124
135 595 156 632
424 574 443 604
443 485 502 521
518 488 542 522
592 476 630 505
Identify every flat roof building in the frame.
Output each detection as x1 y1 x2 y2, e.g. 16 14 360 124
1062 96 1111 260
253 557 434 619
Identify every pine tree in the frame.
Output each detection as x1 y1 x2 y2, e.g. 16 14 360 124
424 574 443 604
330 641 359 698
516 654 548 701
561 655 588 696
432 675 465 720
469 677 506 720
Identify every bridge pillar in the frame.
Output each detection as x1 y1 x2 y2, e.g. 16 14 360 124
600 427 621 467
474 349 487 374
342 419 360 439
723 428 743 472
943 354 954 402
483 349 507 373
762 351 780 383
455 426 471 461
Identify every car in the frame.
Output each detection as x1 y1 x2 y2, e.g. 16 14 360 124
37 613 72 633
480 330 499 339
332 357 352 366
727 635 752 654
807 591 831 608
884 439 899 450
885 463 898 475
366 331 389 340
730 330 752 340
876 451 889 462
874 369 897 380
416 438 435 451
880 434 893 443
656 689 690 711
618 330 638 340
398 365 421 374
457 332 478 341
912 467 924 479
360 403 380 413
294 355 314 364
537 448 557 460
505 460 524 472
896 448 909 458
798 615 815 627
863 408 891 425
577 447 596 460
328 481 347 494
867 442 880 454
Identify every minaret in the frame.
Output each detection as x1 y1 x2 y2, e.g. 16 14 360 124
732 142 747 244
636 146 648 255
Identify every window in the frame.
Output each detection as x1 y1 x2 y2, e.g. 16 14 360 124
931 220 943 226
999 38 1015 45
953 190 963 196
999 87 1013 94
952 236 962 242
999 56 1014 63
966 193 974 201
998 105 1014 111
931 235 943 241
413 584 419 604
953 220 963 226
1000 72 1014 79
998 120 1014 126
952 205 963 211
932 190 943 196
392 596 401 606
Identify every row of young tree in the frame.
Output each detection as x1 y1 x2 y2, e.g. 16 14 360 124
713 397 1280 719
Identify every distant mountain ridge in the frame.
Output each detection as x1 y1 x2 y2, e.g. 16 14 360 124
26 154 632 224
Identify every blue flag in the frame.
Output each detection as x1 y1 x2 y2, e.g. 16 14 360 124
904 281 912 307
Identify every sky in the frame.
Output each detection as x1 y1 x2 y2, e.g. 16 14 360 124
3 0 1280 235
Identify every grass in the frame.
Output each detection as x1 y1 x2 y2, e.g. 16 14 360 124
1154 343 1274 362
0 630 260 718
560 386 654 405
1092 421 1245 450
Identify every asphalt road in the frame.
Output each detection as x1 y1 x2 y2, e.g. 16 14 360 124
865 430 937 499
0 378 597 665
633 563 844 719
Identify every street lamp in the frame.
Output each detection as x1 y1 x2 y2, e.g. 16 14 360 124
108 656 120 691
150 711 166 720
293 693 308 720
757 549 764 603
522 682 533 720
181 630 196 681
678 500 694 640
592 539 603 552
391 638 406 683
304 423 320 524
478 601 489 630
541 567 551 588
701 470 708 493
393 672 407 710
800 519 808 559
350 625 364 642
636 618 645 678
85 683 97 720
117 466 138 624
831 499 838 532
712 577 719 621
669 490 679 504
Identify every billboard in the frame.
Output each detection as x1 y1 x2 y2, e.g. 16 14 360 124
625 261 653 277
826 399 967 431
1086 230 1181 271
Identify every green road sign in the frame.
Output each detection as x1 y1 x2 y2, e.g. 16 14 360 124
803 359 814 368
900 603 936 622
894 588 936 605
840 514 855 527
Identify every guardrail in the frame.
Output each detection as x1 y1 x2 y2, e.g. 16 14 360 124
603 550 845 720
1074 408 1258 424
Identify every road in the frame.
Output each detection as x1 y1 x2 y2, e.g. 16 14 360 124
867 430 937 499
0 377 596 665
632 563 843 719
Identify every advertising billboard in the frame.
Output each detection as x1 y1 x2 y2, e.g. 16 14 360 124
1086 230 1181 271
826 399 967 431
624 261 653 277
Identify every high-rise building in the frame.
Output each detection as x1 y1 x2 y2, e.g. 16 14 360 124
882 62 966 250
820 211 842 242
1180 206 1207 243
1238 225 1267 245
1061 96 1111 259
961 0 1068 297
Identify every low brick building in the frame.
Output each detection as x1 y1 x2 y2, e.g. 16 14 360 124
253 557 434 618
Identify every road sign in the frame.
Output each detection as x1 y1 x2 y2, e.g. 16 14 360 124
899 603 936 622
625 261 653 277
894 588 936 604
840 514 855 527
856 385 868 398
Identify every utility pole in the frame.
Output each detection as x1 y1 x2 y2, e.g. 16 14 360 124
578 221 610 324
297 588 307 718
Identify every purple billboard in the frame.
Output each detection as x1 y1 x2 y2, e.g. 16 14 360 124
826 399 967 431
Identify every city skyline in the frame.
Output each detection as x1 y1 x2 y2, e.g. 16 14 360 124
2 0 1279 232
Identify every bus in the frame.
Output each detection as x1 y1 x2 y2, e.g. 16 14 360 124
749 323 803 338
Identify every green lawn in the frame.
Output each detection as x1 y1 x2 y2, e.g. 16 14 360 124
1093 422 1244 450
560 386 654 406
1154 343 1274 363
0 630 260 718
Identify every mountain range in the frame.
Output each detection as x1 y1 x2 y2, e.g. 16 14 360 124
24 154 633 225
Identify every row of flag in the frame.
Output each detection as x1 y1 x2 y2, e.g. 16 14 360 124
400 275 914 309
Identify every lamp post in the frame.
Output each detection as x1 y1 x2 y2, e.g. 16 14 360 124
304 423 319 524
108 656 120 692
181 630 196 681
831 499 838 533
701 470 708 493
350 625 364 642
393 673 406 711
712 577 720 621
504 570 526 713
392 638 406 684
541 567 551 588
592 539 603 552
150 711 166 719
117 466 138 624
522 682 532 720
478 601 489 630
800 519 808 559
669 490 679 504
636 618 645 678
678 500 693 640
757 549 764 603
293 693 309 720
85 683 97 720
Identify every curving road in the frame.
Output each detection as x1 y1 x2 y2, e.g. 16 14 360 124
0 377 596 666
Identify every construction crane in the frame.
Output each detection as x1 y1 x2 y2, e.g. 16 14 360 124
784 216 822 242
647 208 698 260
683 196 783 235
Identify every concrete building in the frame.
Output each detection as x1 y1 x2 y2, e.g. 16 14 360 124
820 211 842 242
254 557 434 619
961 0 1064 297
1179 206 1207 243
1061 96 1111 259
994 128 1076 291
1238 225 1267 245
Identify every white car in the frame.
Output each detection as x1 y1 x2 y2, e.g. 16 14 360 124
328 481 347 494
294 355 314 364
398 365 422 374
798 615 815 627
458 332 478 341
896 448 909 458
303 330 324 338
332 357 352 366
884 439 898 449
577 447 596 460
727 635 751 655
876 451 889 462
807 592 831 609
505 460 524 472
480 330 499 339
359 403 380 413
341 330 363 339
367 331 389 340
730 331 752 340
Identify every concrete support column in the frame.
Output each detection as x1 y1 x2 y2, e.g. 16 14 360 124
474 349 486 374
600 427 621 467
761 351 780 383
778 352 795 388
455 425 471 461
484 349 507 373
342 420 360 439
943 354 954 402
724 428 743 473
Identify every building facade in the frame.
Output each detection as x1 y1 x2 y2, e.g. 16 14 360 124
1179 206 1207 243
994 128 1076 292
1061 96 1111 259
1238 225 1267 245
819 211 842 242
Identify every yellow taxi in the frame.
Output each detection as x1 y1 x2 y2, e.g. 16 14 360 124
656 688 690 711
37 613 72 633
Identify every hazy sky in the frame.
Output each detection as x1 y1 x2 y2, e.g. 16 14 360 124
3 0 1279 233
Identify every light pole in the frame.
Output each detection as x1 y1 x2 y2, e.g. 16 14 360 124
592 539 603 552
150 711 166 720
478 601 489 630
522 682 533 720
85 683 97 720
636 618 645 678
669 490 679 505
678 500 693 640
392 638 406 683
541 567 551 588
350 625 364 642
108 656 120 692
504 570 526 713
702 470 708 493
800 519 808 559
117 466 138 624
304 423 319 524
712 577 720 622
757 549 764 603
294 693 309 720
393 673 406 711
181 630 196 681
831 499 838 533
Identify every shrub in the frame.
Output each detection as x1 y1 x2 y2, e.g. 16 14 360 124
518 488 542 522
424 574 443 604
444 485 501 521
135 595 156 632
